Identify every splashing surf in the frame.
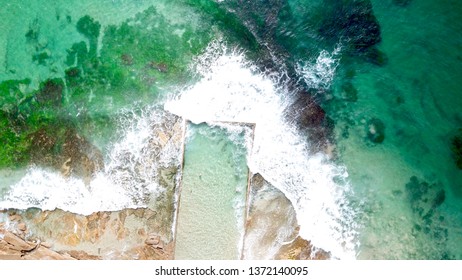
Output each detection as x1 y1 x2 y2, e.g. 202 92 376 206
166 41 359 259
0 107 182 216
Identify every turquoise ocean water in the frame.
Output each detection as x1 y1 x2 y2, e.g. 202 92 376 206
0 0 461 259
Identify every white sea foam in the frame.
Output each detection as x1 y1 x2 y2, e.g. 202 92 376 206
165 41 359 259
0 170 131 215
296 45 341 90
0 39 358 259
0 108 181 216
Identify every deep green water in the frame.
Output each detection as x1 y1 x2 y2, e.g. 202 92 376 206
0 0 461 259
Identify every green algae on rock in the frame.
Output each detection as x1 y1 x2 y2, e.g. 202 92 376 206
36 78 65 107
76 15 101 56
0 112 31 168
2 0 462 261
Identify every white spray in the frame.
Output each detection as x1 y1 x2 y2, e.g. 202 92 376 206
165 41 359 259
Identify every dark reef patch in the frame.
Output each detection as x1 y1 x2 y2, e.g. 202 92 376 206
362 47 388 66
285 90 334 153
405 176 446 212
319 0 382 53
393 0 412 7
366 118 385 144
404 176 450 259
76 15 101 56
341 82 358 102
36 79 64 107
451 128 462 169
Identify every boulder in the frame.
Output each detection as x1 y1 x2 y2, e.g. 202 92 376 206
284 90 333 153
17 222 27 232
9 214 22 221
145 235 160 246
2 231 36 251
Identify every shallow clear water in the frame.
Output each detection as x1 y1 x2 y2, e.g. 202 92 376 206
174 122 251 260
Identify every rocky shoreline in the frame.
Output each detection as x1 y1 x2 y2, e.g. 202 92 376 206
1 171 328 260
0 208 173 260
0 116 329 260
243 173 330 260
1 205 326 260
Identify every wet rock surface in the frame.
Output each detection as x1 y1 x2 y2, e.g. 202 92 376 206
0 111 182 260
0 208 173 260
242 173 330 260
29 126 104 183
0 220 75 260
285 90 334 154
275 237 330 260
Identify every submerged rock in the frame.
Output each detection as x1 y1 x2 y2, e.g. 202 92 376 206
76 15 101 56
121 53 134 66
404 176 449 258
36 78 64 106
64 67 82 88
363 47 388 66
25 18 40 43
393 0 412 7
65 41 91 67
341 82 358 102
319 0 383 57
289 91 326 127
366 118 385 143
406 176 446 210
0 208 175 260
29 126 104 183
285 90 334 153
451 129 462 169
405 177 446 220
433 190 446 209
